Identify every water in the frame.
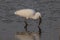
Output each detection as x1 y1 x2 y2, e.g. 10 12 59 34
0 0 60 40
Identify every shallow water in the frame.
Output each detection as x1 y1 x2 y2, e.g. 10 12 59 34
0 0 60 40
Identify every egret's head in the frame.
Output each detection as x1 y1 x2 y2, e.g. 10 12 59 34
31 12 41 19
35 12 41 17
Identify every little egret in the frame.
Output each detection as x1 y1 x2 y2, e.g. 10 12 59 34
14 9 42 34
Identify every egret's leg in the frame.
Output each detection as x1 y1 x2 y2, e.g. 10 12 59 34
38 17 42 36
24 19 28 32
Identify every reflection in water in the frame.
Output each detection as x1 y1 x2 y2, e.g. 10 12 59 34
15 32 40 40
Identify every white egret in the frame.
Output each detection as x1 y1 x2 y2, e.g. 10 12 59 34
15 9 41 19
14 9 42 34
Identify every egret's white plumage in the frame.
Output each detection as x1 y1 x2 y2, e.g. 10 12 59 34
15 9 41 19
